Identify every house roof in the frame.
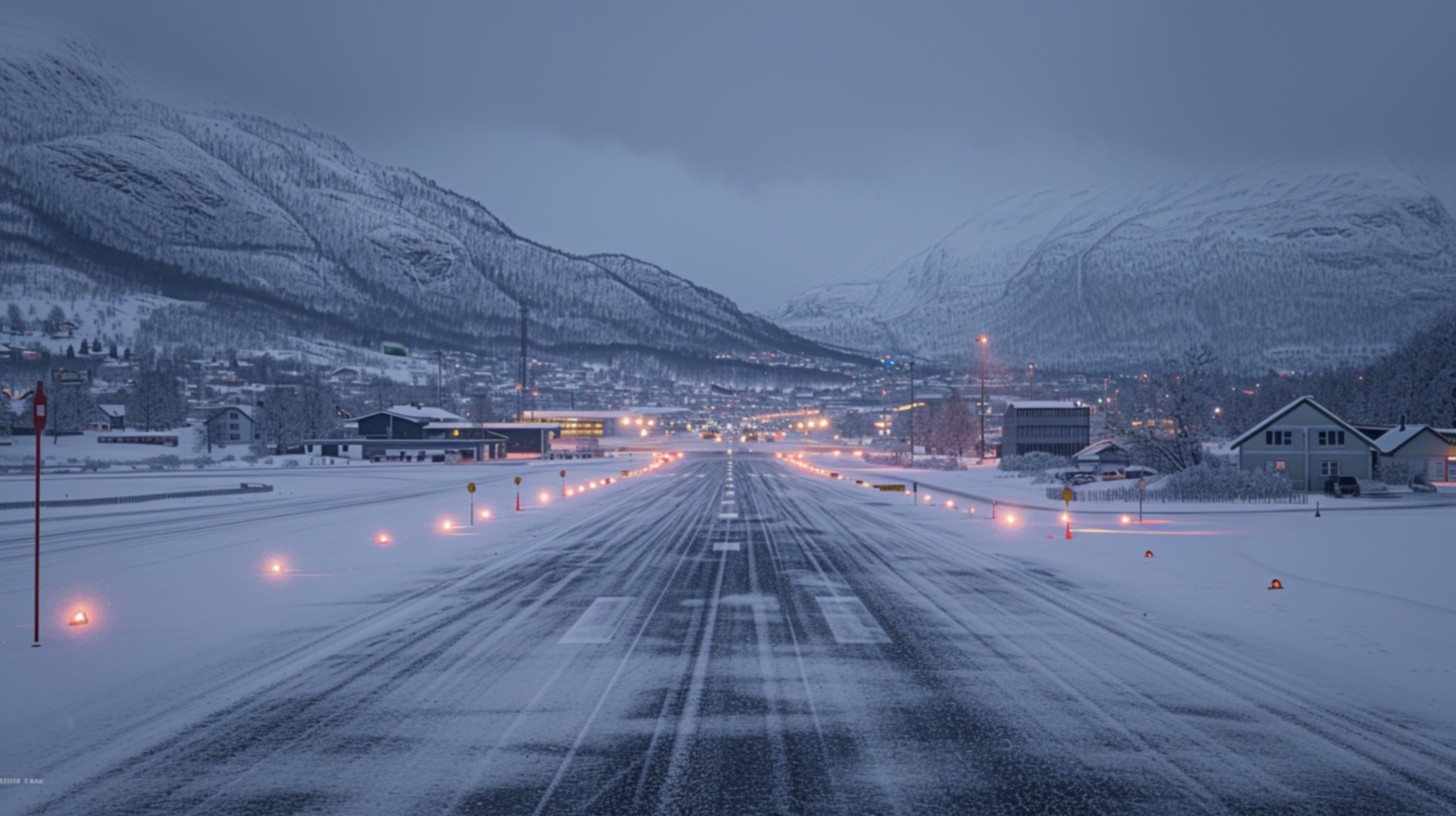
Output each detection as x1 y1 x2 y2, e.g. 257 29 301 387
386 404 464 422
1073 440 1126 460
351 406 466 425
1374 424 1451 455
1229 395 1378 449
207 405 254 421
1005 401 1080 410
97 403 125 417
425 422 559 431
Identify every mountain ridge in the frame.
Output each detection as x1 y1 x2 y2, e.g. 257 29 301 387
0 28 857 370
771 161 1456 371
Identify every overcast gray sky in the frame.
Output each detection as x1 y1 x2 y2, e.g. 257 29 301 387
12 1 1456 311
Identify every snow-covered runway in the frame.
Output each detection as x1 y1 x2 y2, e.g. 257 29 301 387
3 452 1455 814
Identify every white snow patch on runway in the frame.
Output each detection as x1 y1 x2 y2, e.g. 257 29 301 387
559 597 636 644
816 596 891 644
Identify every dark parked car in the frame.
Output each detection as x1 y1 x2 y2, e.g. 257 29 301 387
1323 475 1360 497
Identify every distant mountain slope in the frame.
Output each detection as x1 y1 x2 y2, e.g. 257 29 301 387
0 29 848 366
772 163 1456 371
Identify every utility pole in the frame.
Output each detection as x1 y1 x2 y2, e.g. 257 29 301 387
977 336 988 459
908 361 915 466
517 302 529 422
434 351 444 406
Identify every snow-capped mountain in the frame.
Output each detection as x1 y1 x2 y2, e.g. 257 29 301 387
0 30 843 367
772 163 1456 371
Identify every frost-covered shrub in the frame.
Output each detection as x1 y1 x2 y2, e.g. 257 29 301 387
1154 460 1294 500
1376 458 1417 485
191 456 215 469
140 454 183 471
908 455 964 471
81 457 113 472
282 459 300 468
998 452 1073 475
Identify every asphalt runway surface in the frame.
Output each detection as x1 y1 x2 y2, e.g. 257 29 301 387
13 452 1456 814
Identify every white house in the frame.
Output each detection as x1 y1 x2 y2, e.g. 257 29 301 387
205 405 261 445
1230 396 1378 491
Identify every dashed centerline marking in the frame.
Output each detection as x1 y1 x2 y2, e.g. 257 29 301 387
559 597 636 644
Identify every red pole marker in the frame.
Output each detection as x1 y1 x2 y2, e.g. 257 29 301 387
1268 578 1284 590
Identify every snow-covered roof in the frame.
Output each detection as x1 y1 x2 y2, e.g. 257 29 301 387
1073 440 1125 460
525 409 651 420
385 405 464 422
1374 424 1450 455
1229 395 1378 449
1005 400 1080 410
97 403 125 417
481 422 561 430
207 405 254 421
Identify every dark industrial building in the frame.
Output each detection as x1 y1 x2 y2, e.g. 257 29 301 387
346 405 560 459
1000 401 1091 457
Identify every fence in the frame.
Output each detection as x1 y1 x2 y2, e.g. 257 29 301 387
1046 485 1307 504
0 482 273 511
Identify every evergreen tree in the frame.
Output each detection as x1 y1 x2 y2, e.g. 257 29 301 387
6 303 22 333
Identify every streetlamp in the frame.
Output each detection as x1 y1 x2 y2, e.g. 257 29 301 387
907 360 915 466
977 336 988 459
1027 362 1035 401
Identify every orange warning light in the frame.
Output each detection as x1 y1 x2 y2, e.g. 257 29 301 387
69 610 89 626
1269 579 1284 590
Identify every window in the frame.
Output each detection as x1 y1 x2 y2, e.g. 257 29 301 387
1264 430 1293 446
1264 460 1287 473
1317 430 1345 446
1321 461 1340 477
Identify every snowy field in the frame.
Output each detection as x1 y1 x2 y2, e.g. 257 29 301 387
2 447 1454 814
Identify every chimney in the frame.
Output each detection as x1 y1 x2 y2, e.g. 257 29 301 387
1399 415 1406 431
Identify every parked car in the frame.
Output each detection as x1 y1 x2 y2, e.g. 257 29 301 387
1323 475 1360 497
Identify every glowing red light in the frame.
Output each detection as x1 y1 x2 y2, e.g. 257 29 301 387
1120 515 1132 525
69 610 89 626
377 533 392 546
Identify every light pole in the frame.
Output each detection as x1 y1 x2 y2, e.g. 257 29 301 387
977 336 988 459
907 361 915 466
1027 362 1035 401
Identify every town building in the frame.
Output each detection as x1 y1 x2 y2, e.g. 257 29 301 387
1000 401 1090 457
205 405 261 446
1071 440 1131 475
1370 423 1456 483
93 403 126 431
524 407 693 438
1230 396 1378 490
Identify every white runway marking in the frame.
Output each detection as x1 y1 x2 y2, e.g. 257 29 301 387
559 597 636 644
712 541 741 552
815 596 891 644
718 512 739 519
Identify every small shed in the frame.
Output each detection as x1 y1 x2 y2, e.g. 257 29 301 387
1072 440 1131 475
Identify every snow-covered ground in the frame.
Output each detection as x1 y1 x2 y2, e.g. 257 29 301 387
2 448 1453 813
